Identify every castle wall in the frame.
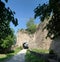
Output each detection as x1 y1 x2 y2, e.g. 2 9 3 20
16 19 60 58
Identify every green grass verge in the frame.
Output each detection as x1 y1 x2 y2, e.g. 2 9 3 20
31 49 49 53
0 47 22 62
25 50 46 62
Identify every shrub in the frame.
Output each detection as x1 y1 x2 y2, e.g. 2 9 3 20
0 34 15 53
26 18 36 34
25 50 45 62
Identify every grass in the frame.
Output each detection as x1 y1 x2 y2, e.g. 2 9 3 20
25 49 48 62
0 47 22 62
31 49 49 53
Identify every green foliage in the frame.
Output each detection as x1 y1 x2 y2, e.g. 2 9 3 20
25 50 45 62
34 4 51 22
0 0 18 53
0 0 18 40
0 0 18 26
49 49 54 54
31 49 49 53
0 29 16 53
0 47 22 62
34 0 60 39
26 18 36 34
1 35 14 49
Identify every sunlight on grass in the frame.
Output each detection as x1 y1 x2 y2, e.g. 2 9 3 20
0 47 22 62
0 54 7 59
25 50 46 62
31 49 49 53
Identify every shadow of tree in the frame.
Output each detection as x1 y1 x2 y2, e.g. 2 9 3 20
0 50 14 62
49 36 60 62
29 49 60 62
29 50 49 62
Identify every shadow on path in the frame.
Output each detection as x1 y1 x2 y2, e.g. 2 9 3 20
6 49 27 62
29 50 58 62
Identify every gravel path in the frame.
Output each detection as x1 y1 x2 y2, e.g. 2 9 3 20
7 49 27 62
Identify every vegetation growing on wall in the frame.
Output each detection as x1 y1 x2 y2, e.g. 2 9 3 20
26 18 37 34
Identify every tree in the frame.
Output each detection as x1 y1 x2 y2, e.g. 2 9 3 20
0 28 16 53
0 0 18 40
34 0 60 39
26 18 36 34
1 34 15 53
0 0 18 53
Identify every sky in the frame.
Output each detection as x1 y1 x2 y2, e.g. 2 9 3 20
5 0 49 34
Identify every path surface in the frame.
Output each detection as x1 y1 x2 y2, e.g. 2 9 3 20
7 49 27 62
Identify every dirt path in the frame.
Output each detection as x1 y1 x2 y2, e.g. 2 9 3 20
7 49 27 62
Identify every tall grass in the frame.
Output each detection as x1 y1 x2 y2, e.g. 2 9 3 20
25 50 46 62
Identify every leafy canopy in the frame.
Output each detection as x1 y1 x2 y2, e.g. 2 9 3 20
34 0 60 39
26 18 36 34
0 0 18 53
0 0 18 40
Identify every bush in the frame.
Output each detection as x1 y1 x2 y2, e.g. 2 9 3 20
0 34 15 53
25 50 45 62
26 18 36 34
0 47 22 62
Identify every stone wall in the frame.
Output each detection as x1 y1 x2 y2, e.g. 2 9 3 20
34 18 60 57
16 19 52 50
16 30 37 49
16 30 30 47
35 19 52 50
16 18 60 57
50 36 60 58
